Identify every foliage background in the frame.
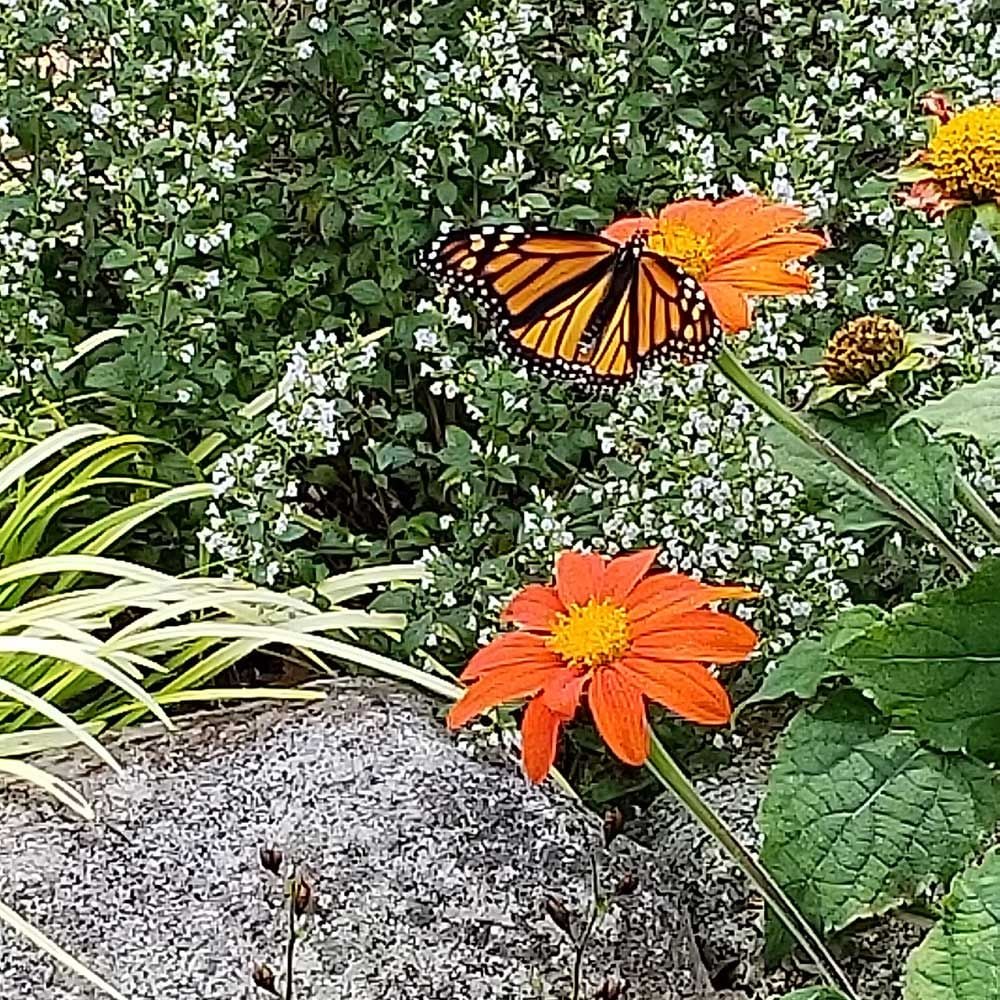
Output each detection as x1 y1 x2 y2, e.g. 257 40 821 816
2 0 999 697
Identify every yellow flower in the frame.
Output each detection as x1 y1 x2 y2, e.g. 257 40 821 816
926 104 1000 202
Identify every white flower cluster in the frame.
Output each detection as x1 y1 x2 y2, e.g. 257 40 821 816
198 327 378 583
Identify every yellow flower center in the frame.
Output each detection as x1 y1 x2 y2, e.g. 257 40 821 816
926 104 1000 200
646 222 715 280
823 315 906 385
547 598 631 669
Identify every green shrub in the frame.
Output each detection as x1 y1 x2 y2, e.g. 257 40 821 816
1 0 998 667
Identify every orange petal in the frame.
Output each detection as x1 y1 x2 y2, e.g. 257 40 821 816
715 232 827 271
447 660 561 729
619 657 731 725
600 547 659 602
588 666 649 766
501 584 565 631
540 668 586 718
460 631 558 681
630 608 758 663
555 550 605 607
624 573 709 621
602 215 657 243
708 258 813 295
701 280 752 332
521 696 565 783
658 199 717 234
710 204 813 263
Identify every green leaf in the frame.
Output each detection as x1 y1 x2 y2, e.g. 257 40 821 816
841 558 1000 761
766 412 956 533
744 96 774 114
345 279 383 306
944 206 975 263
975 203 1000 240
101 245 140 269
743 605 884 707
435 179 458 206
903 375 1000 449
675 106 710 128
904 848 1000 999
648 55 673 77
761 690 1000 952
853 243 885 265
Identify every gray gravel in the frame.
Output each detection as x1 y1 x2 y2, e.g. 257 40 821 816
0 679 714 1000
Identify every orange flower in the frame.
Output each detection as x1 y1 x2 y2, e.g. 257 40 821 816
601 196 826 333
446 548 757 783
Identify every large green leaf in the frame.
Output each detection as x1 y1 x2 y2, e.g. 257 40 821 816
841 559 1000 761
760 690 1000 951
742 605 884 707
902 375 1000 450
766 412 956 532
904 848 1000 999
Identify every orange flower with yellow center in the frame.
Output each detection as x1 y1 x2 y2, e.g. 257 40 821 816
447 548 758 783
601 195 827 333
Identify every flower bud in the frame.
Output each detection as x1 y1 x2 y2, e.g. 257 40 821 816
293 877 313 916
252 963 279 996
544 897 573 936
259 847 283 876
823 315 905 386
602 807 625 847
919 90 954 124
596 977 626 999
614 872 639 897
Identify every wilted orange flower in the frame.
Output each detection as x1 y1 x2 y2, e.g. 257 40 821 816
447 549 757 783
900 96 1000 218
601 196 826 333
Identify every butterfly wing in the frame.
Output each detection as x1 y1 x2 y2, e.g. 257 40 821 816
415 224 622 379
416 225 723 386
581 250 723 382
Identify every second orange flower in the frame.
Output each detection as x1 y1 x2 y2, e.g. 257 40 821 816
447 548 758 783
602 195 827 333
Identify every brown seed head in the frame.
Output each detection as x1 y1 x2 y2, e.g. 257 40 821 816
823 315 906 386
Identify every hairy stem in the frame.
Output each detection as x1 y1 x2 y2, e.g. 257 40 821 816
646 733 858 1000
714 346 975 576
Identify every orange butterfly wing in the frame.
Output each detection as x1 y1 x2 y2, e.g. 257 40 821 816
416 225 723 385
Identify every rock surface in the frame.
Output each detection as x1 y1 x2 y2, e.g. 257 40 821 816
0 678 720 1000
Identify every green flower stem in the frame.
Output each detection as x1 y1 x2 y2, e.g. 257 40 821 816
955 473 1000 547
714 346 976 577
645 733 858 1000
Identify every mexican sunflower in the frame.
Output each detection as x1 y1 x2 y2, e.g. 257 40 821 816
601 195 826 333
899 93 1000 218
446 548 758 783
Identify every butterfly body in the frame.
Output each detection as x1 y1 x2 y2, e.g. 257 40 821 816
415 223 722 385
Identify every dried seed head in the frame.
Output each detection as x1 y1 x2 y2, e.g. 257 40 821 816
602 807 625 847
293 877 313 916
252 963 279 996
614 872 639 897
823 315 905 386
544 897 573 936
259 847 283 876
596 976 626 999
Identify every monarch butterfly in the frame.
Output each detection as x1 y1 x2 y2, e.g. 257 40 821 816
414 223 722 385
